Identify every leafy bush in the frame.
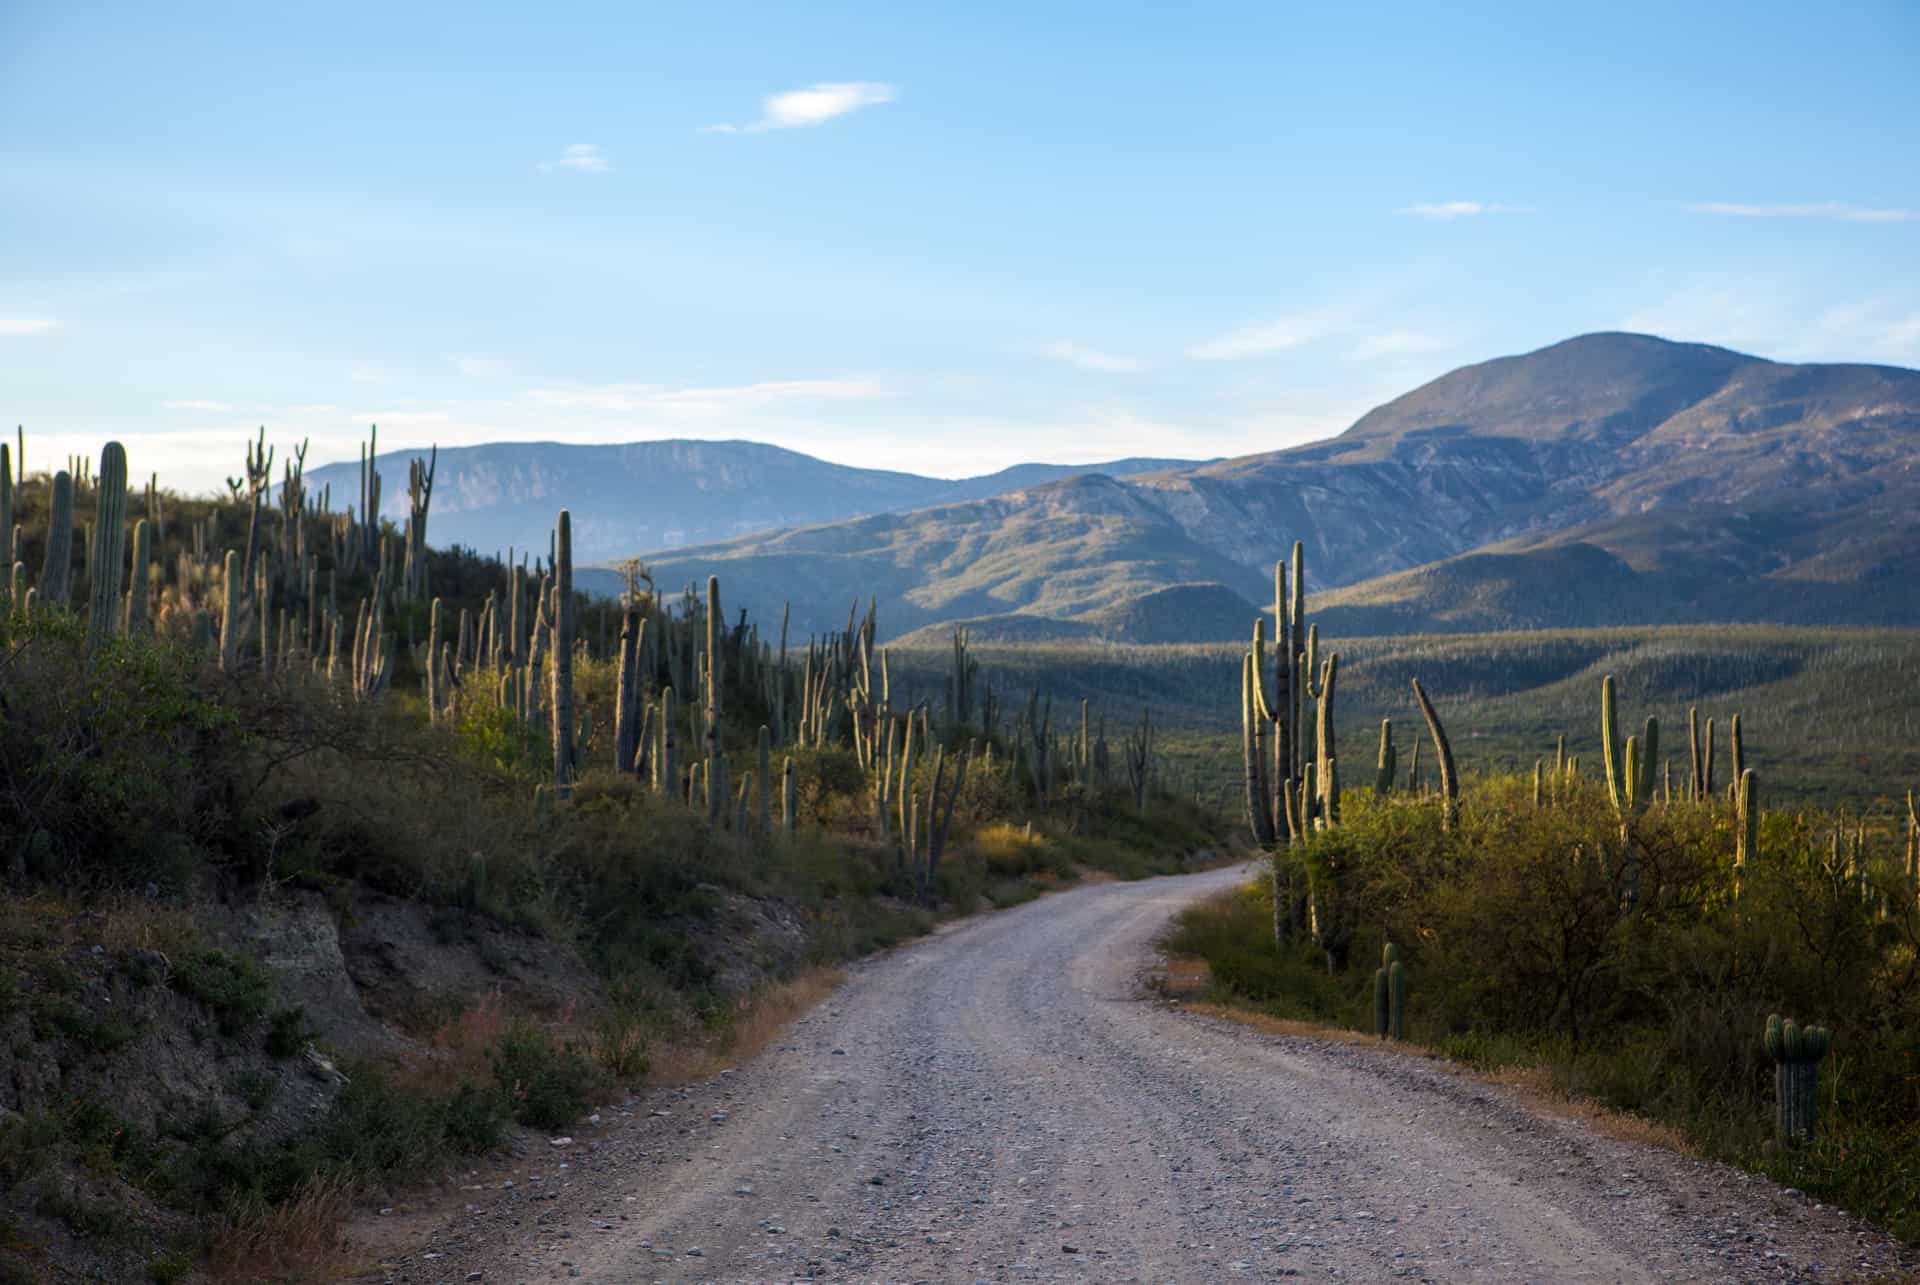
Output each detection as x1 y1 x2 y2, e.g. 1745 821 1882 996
490 1023 605 1132
1172 776 1920 1239
171 949 273 1035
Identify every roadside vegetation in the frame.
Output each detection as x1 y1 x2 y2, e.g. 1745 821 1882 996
0 432 1224 1282
1177 542 1920 1245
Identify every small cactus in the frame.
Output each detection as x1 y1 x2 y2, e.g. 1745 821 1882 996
1763 1014 1831 1147
1373 943 1407 1040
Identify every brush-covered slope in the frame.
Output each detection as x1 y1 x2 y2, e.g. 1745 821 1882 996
305 439 1203 563
888 581 1258 647
588 473 1268 640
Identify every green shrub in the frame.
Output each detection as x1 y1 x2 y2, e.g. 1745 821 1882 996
490 1024 604 1132
171 949 272 1035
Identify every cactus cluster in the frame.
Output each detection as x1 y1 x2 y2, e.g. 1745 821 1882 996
1241 542 1344 848
1372 943 1407 1040
1763 1015 1832 1147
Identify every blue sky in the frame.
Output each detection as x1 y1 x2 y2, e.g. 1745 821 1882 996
3 1 1916 491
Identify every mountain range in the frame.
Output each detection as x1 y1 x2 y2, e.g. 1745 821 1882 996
305 442 1204 564
583 333 1920 641
321 332 1920 642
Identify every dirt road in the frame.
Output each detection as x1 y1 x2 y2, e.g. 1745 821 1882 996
379 865 1915 1283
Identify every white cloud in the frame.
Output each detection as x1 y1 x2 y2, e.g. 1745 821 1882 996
1022 340 1149 373
162 399 231 412
1687 201 1909 223
542 143 608 173
526 377 885 415
0 319 57 335
1399 201 1533 219
705 82 896 134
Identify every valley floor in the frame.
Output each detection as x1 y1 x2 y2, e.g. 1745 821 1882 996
363 866 1916 1284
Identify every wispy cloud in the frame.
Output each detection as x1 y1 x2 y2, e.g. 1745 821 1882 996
1022 340 1149 373
1188 308 1351 361
447 353 514 377
1620 284 1920 364
525 377 885 414
1399 201 1534 219
705 82 896 134
1687 201 1909 223
1348 331 1460 359
541 143 608 173
0 319 57 335
162 399 231 412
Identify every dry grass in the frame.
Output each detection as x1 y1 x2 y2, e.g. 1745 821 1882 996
208 1174 368 1284
647 966 845 1086
1159 952 1695 1156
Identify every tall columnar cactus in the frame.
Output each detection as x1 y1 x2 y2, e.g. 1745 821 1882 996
659 686 678 797
426 599 445 723
1316 652 1340 824
1734 769 1759 895
1374 719 1395 798
239 427 273 583
550 511 577 797
1906 790 1918 888
1687 706 1703 802
706 575 724 824
897 706 917 865
86 442 129 644
1242 651 1276 844
782 754 797 833
0 442 11 573
1600 676 1646 905
947 626 978 727
1638 717 1659 807
614 604 642 774
1601 675 1626 813
1409 678 1459 830
404 445 437 601
1729 714 1745 786
41 470 75 605
757 725 773 834
124 519 151 635
1763 1015 1832 1147
218 550 242 671
1704 716 1719 802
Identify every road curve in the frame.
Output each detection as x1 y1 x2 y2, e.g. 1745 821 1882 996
385 865 1915 1283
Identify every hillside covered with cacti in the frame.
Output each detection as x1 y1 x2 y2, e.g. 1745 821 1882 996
0 428 1227 1282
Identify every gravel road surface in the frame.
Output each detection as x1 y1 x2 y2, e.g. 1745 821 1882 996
376 864 1916 1283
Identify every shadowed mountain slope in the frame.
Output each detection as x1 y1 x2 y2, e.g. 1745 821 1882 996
590 334 1920 639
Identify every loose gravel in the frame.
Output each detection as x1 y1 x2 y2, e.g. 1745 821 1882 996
367 864 1917 1283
